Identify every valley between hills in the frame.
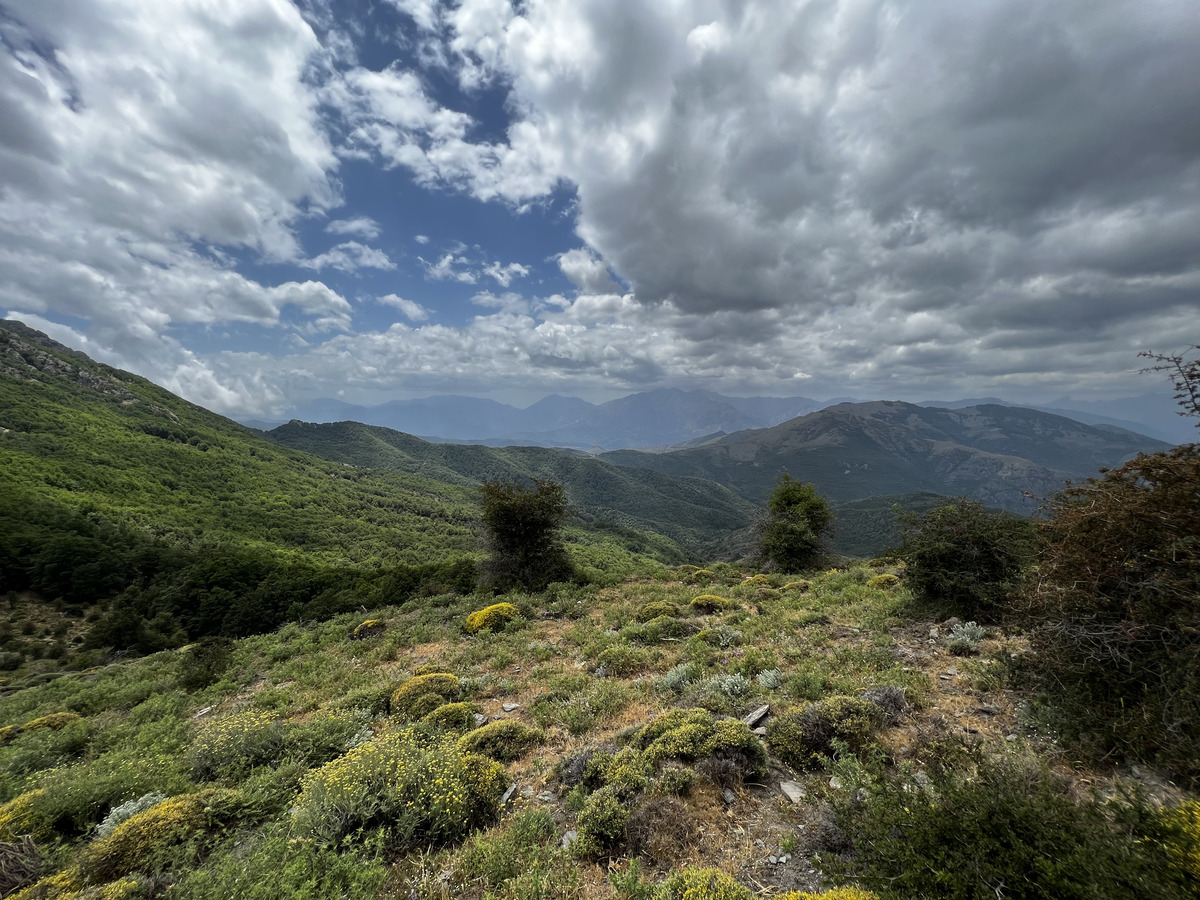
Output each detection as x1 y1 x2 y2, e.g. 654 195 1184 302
1 318 1196 900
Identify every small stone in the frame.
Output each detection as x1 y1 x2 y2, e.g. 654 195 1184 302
500 784 518 806
502 702 520 712
828 775 843 790
192 706 213 719
521 786 535 797
768 855 778 865
975 705 1000 716
755 839 765 848
945 668 958 676
723 788 737 805
536 791 554 802
780 781 806 803
938 674 951 681
561 830 578 850
913 771 930 787
780 855 789 864
742 704 770 728
1005 733 1018 741
929 626 940 638
752 726 768 737
474 713 488 726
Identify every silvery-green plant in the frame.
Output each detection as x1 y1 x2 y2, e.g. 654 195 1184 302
948 621 986 656
710 673 751 698
660 661 701 693
96 791 166 838
756 667 784 690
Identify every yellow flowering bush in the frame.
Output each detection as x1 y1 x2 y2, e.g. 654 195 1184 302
421 701 482 733
292 728 506 848
690 595 730 614
779 890 879 900
635 601 681 623
188 710 284 780
464 602 520 634
866 574 900 590
653 867 752 899
1159 800 1200 879
0 790 51 841
391 673 462 718
350 619 387 640
22 713 83 732
10 870 148 900
79 789 242 882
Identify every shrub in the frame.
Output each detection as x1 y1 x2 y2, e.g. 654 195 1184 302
292 728 506 847
659 661 702 693
1029 442 1200 784
464 602 520 635
479 479 574 592
636 601 681 622
858 686 908 725
456 720 544 762
1156 800 1200 884
188 710 284 781
0 791 50 841
865 574 900 590
757 475 833 572
391 673 461 717
80 789 243 882
690 595 730 614
22 713 81 732
756 668 784 690
823 751 1186 900
895 499 1036 619
946 621 985 656
637 709 766 779
176 637 234 691
349 619 386 641
767 696 882 769
654 867 752 900
595 645 653 676
95 792 167 840
779 891 879 900
421 702 482 733
571 785 628 859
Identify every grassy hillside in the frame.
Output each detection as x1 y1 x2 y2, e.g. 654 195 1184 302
265 420 758 553
0 565 1193 900
0 322 685 660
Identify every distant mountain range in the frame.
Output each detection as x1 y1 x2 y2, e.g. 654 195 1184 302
245 386 1192 450
600 400 1171 513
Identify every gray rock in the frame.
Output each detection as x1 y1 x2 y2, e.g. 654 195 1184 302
742 704 770 728
474 713 488 726
536 791 554 802
752 726 768 737
500 784 518 806
780 780 806 803
502 702 520 712
723 788 737 805
192 706 213 719
769 855 778 864
828 775 844 790
561 830 578 850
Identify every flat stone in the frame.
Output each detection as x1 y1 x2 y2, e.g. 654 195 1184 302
1005 733 1018 741
500 784 518 806
473 713 488 726
779 781 806 803
938 674 952 681
768 855 778 864
780 855 789 864
502 702 520 712
945 668 958 676
828 775 844 790
192 706 213 719
752 726 768 737
723 788 737 805
742 704 770 728
536 791 554 802
561 830 578 850
974 705 1000 716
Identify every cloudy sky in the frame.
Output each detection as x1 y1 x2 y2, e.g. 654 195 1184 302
2 0 1198 417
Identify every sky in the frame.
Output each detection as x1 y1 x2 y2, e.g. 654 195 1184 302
1 0 1198 418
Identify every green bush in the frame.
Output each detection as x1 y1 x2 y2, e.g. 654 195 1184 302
894 499 1036 620
479 479 575 592
595 645 653 676
176 637 234 692
391 673 461 718
188 710 284 781
574 785 629 859
80 789 243 882
690 595 730 614
421 702 482 733
464 602 520 635
823 751 1188 899
767 696 883 769
635 601 681 623
637 709 766 778
456 720 544 762
292 728 506 847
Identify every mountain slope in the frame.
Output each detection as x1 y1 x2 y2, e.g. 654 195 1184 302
600 401 1170 512
265 419 758 552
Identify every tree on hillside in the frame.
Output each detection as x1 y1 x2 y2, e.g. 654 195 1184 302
757 474 832 572
479 478 575 592
1028 346 1200 782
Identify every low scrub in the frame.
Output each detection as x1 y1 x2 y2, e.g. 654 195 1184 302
456 720 544 763
464 602 520 635
291 728 506 847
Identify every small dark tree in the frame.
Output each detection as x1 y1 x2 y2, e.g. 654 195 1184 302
895 498 1036 620
479 478 574 592
757 475 832 572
